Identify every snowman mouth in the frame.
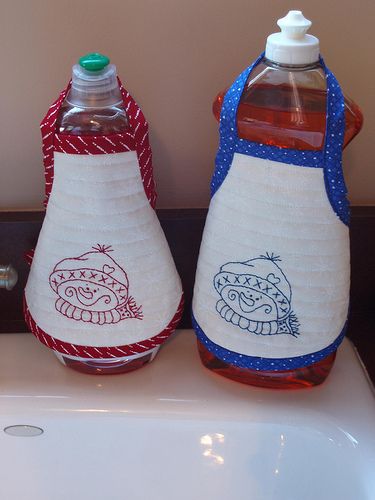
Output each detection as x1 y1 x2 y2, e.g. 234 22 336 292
64 286 112 307
78 287 94 301
239 292 255 312
238 293 272 314
225 288 272 315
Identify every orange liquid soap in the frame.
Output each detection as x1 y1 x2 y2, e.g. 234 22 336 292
198 57 363 389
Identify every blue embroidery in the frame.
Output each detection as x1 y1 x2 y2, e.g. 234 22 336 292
211 53 349 226
214 253 299 338
192 313 347 371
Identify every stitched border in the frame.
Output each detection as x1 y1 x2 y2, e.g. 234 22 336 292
24 294 184 359
192 312 346 371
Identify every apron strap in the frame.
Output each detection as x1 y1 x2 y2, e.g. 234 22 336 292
212 53 349 225
321 60 348 224
40 79 157 209
118 80 157 208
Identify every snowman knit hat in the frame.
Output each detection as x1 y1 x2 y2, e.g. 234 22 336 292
49 245 130 305
215 254 292 318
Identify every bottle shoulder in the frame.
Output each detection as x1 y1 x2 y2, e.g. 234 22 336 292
213 63 363 150
55 95 129 136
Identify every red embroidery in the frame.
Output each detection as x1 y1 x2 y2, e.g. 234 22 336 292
49 245 142 325
40 79 156 208
24 294 184 359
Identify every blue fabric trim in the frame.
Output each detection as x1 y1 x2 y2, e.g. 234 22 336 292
211 54 349 226
192 313 347 371
235 140 324 168
322 67 349 225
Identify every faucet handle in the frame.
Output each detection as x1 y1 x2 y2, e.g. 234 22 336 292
0 264 18 291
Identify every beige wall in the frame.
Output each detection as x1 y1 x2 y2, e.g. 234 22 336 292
1 0 374 209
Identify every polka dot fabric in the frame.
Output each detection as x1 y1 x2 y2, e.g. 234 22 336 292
193 314 347 371
211 54 349 226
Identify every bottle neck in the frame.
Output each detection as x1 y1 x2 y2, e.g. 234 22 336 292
66 85 124 109
67 63 124 109
263 57 321 72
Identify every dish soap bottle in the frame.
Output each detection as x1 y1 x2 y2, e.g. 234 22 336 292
25 53 183 374
192 12 362 388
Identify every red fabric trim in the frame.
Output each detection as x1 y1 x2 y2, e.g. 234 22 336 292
24 249 35 266
54 132 136 155
24 294 184 359
40 79 156 208
118 81 157 209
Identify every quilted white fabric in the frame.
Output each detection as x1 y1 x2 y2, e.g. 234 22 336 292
25 150 182 347
193 152 349 359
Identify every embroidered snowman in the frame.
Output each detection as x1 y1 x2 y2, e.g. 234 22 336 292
214 254 299 337
49 245 142 325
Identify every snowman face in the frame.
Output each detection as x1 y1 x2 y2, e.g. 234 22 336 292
57 279 121 312
220 285 278 322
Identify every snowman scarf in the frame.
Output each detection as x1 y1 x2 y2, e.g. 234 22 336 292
24 81 183 359
192 54 350 371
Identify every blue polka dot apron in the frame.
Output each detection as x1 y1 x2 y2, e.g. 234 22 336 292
192 54 349 371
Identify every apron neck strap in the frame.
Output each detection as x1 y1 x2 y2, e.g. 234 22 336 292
40 79 157 209
320 57 346 166
214 53 349 225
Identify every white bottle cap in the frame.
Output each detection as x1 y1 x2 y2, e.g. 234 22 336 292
265 10 319 65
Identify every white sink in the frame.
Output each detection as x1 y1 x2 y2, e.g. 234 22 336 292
0 331 374 500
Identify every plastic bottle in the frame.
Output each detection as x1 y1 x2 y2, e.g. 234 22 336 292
197 12 363 389
53 54 157 375
56 54 129 137
26 52 182 376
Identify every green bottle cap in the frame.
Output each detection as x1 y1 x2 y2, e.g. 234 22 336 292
79 53 110 72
